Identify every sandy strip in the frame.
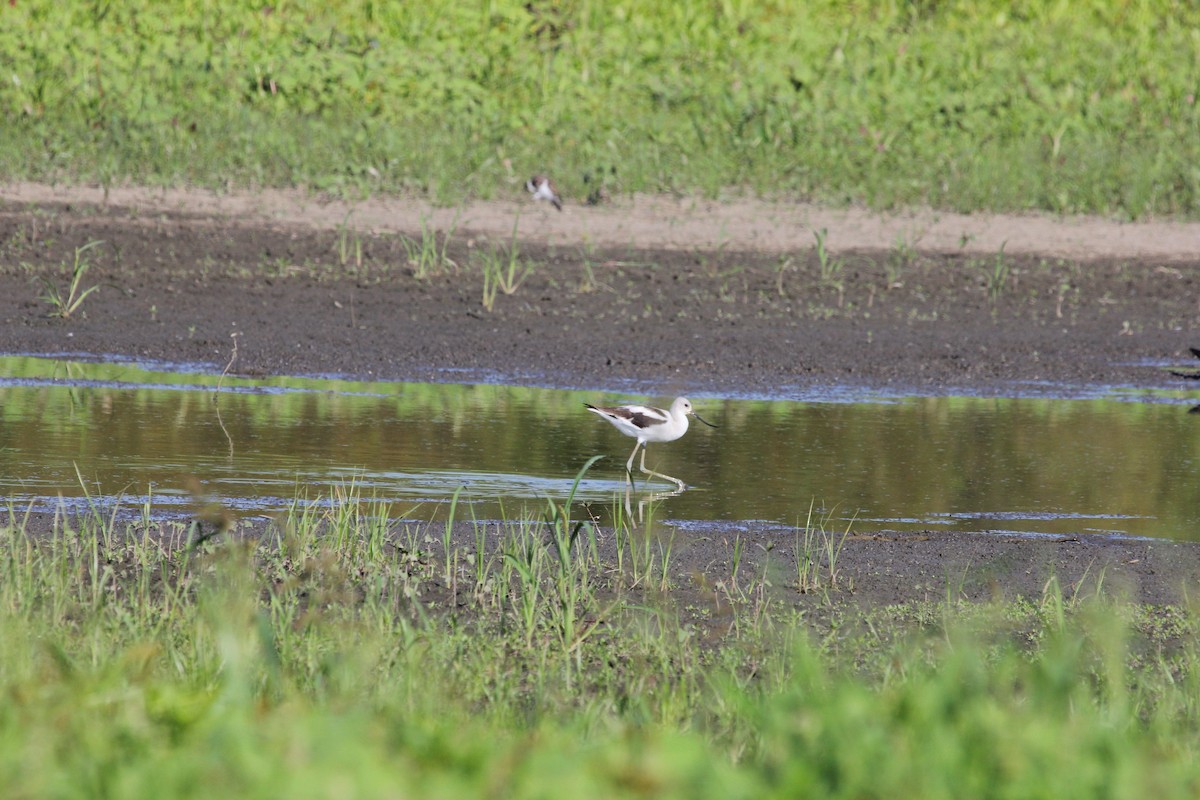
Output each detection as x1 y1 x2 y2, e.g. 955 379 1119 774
2 181 1199 261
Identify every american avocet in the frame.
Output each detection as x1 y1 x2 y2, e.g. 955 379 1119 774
1169 347 1200 413
526 175 563 211
585 397 717 489
1169 347 1200 380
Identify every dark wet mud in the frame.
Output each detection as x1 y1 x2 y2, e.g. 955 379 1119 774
2 199 1197 396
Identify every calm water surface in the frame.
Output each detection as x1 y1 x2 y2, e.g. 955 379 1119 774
2 355 1198 541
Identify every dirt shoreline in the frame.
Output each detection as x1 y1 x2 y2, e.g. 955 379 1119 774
5 181 1200 262
3 185 1200 611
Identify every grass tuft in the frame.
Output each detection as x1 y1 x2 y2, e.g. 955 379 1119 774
479 215 534 311
38 240 104 319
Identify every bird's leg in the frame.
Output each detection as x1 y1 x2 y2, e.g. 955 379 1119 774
638 445 686 490
624 441 642 485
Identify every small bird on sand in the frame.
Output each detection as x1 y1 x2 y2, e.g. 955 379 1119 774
585 397 717 489
526 175 563 211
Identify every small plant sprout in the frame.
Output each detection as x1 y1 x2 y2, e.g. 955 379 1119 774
402 211 461 279
335 213 364 269
578 239 611 294
479 213 534 311
887 234 914 288
39 240 104 319
813 228 842 284
774 254 795 297
813 227 846 305
986 242 1010 303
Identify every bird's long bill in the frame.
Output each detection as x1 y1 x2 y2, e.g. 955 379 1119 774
692 411 718 428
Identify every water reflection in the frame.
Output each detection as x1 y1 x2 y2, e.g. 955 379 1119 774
2 355 1199 541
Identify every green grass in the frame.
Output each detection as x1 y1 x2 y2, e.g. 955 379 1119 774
400 213 461 280
478 214 534 311
2 1 1200 217
36 240 104 319
4 484 1200 798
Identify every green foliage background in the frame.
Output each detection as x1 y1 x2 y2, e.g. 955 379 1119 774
2 0 1199 215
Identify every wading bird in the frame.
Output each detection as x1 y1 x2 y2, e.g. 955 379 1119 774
1170 347 1200 413
585 396 717 489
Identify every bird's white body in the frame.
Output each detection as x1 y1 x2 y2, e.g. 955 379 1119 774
587 397 692 446
585 397 715 489
526 175 563 211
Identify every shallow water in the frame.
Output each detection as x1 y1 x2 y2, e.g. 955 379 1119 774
2 355 1199 541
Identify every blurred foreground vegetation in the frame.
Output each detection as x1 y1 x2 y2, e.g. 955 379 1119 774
3 496 1200 798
